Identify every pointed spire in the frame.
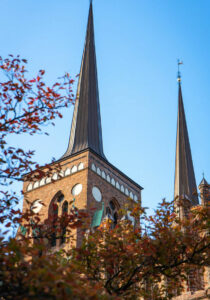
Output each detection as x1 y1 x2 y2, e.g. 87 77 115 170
62 1 106 160
174 78 198 205
199 175 208 187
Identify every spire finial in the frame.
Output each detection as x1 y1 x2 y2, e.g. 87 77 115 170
177 59 183 83
202 171 205 179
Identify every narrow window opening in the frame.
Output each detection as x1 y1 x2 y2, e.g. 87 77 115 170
50 203 58 247
61 201 68 245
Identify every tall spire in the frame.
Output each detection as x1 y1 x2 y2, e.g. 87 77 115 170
174 74 198 205
62 2 106 160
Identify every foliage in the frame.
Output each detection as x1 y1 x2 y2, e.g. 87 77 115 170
0 54 74 184
0 56 209 299
74 201 209 299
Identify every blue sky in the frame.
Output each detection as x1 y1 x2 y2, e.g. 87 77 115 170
1 0 210 213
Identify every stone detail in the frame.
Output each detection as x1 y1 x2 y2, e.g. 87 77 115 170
90 163 138 202
26 162 85 192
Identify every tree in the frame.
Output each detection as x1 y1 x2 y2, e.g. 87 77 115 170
0 55 74 234
74 200 209 299
0 56 209 300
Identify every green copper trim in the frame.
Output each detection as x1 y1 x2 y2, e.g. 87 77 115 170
91 202 104 228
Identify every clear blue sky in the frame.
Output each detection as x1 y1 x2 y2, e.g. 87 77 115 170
1 0 210 213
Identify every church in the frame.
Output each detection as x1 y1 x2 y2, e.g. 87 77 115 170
22 1 209 298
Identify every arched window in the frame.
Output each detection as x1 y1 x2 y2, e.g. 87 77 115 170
105 198 120 229
110 200 115 211
46 177 51 184
49 202 58 247
65 168 71 176
91 163 96 172
60 201 68 245
52 173 58 181
102 171 106 179
48 192 63 247
134 195 138 202
71 165 77 173
111 178 115 186
97 167 101 176
57 194 64 204
34 181 39 189
40 178 45 186
78 162 84 171
121 185 125 193
106 175 110 183
27 183 33 191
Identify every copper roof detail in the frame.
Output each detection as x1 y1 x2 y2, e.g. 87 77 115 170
174 82 198 205
62 2 106 160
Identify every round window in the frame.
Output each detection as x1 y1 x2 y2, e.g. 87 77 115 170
72 184 82 196
92 186 102 202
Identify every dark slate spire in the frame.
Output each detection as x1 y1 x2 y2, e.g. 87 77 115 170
62 2 106 159
174 79 198 205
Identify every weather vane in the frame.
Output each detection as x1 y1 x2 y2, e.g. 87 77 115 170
177 59 183 83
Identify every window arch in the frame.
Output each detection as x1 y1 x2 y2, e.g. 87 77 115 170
91 163 96 172
48 191 63 247
65 168 71 176
71 165 77 173
57 194 64 203
105 198 120 229
110 198 120 210
125 188 129 196
60 201 68 245
106 175 110 183
52 173 58 181
111 178 115 186
59 171 64 178
97 167 101 176
46 177 51 184
49 201 58 247
134 195 138 202
40 178 45 186
121 185 125 193
102 171 106 179
27 183 33 191
34 181 39 189
78 162 84 171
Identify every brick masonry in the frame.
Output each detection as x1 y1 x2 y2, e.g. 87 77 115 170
22 149 142 248
22 150 209 298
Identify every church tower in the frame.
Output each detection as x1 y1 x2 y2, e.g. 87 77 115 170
198 177 210 207
22 2 142 249
173 74 210 296
174 73 199 218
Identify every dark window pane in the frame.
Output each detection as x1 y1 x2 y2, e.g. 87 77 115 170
106 207 111 215
114 212 118 226
110 201 115 211
61 201 68 245
57 194 64 203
